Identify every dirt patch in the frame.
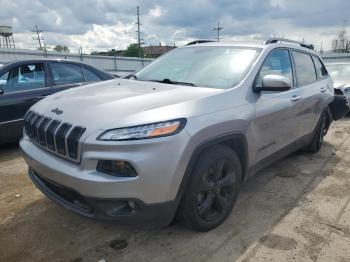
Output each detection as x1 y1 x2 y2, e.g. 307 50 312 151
317 182 350 199
294 222 329 261
259 234 297 250
109 238 128 250
276 171 299 178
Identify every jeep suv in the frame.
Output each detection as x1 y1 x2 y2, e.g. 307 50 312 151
20 38 334 231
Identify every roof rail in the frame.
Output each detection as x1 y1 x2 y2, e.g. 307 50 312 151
265 38 314 50
185 40 216 46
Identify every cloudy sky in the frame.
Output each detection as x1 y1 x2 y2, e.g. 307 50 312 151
0 0 349 53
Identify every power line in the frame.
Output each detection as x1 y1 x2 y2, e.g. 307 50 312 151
213 21 223 41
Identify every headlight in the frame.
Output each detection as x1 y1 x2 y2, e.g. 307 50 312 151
343 87 350 93
98 118 187 141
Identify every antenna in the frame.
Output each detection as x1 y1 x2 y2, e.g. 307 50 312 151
213 21 223 41
33 25 43 49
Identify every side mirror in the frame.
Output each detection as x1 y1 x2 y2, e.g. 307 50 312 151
259 75 292 92
0 87 4 95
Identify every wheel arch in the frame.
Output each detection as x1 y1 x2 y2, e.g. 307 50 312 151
175 133 249 206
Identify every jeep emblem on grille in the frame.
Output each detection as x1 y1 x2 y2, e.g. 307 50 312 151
51 107 63 115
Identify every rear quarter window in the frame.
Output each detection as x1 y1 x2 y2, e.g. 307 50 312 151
50 63 84 86
82 67 101 82
312 55 328 80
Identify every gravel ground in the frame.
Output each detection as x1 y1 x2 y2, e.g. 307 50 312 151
1 119 350 262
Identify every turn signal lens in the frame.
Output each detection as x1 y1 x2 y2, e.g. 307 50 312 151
148 122 180 137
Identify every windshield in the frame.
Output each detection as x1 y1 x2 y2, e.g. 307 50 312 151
327 64 350 78
134 46 261 89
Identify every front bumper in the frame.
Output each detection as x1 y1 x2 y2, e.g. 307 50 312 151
29 168 176 224
20 128 192 204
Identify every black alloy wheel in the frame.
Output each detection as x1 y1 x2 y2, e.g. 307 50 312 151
177 144 242 231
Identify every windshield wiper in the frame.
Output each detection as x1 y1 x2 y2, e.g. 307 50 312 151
124 73 137 79
148 78 196 86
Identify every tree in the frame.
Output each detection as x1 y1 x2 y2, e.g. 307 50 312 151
53 45 70 53
123 43 144 57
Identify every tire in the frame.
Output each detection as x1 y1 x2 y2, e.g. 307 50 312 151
305 112 329 153
177 144 242 232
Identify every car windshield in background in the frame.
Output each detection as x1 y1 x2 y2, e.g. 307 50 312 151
134 46 261 89
327 64 350 78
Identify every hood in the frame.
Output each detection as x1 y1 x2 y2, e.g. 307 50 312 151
333 77 350 89
31 79 223 131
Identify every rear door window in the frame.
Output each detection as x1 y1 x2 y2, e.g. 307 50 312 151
82 67 101 82
1 63 45 93
50 63 84 86
292 51 317 86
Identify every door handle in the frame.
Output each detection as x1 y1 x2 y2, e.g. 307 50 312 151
291 95 301 102
320 87 327 92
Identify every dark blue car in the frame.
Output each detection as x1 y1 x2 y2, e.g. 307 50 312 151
0 59 115 144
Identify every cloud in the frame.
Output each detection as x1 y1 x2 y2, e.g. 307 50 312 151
0 0 348 52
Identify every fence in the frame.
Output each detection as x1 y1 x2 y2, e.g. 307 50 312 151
0 48 153 75
321 52 350 63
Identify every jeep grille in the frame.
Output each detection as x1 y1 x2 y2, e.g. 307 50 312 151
24 111 86 163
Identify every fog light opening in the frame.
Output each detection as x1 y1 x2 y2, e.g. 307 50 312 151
97 160 138 177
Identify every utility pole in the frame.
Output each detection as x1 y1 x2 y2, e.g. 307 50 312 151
136 5 145 64
43 43 47 58
213 21 223 41
33 25 43 49
79 46 83 61
136 6 142 49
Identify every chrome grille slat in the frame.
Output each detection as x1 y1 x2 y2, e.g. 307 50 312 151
30 114 41 141
28 113 39 138
55 123 72 156
46 120 61 151
38 117 51 146
33 115 44 142
24 111 86 163
67 126 86 159
24 111 34 135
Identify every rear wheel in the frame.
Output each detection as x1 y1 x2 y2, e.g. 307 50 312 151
177 144 242 231
306 112 329 153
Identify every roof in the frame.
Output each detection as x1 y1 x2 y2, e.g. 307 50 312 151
3 58 87 65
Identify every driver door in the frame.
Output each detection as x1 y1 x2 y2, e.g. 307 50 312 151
252 48 302 163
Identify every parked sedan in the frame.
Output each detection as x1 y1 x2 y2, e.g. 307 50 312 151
326 62 350 102
0 59 115 144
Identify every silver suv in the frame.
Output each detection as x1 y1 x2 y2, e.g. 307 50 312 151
21 38 334 231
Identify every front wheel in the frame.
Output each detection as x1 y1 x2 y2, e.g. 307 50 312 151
177 144 242 231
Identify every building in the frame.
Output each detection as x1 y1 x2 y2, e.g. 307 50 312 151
329 26 350 53
142 43 176 58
